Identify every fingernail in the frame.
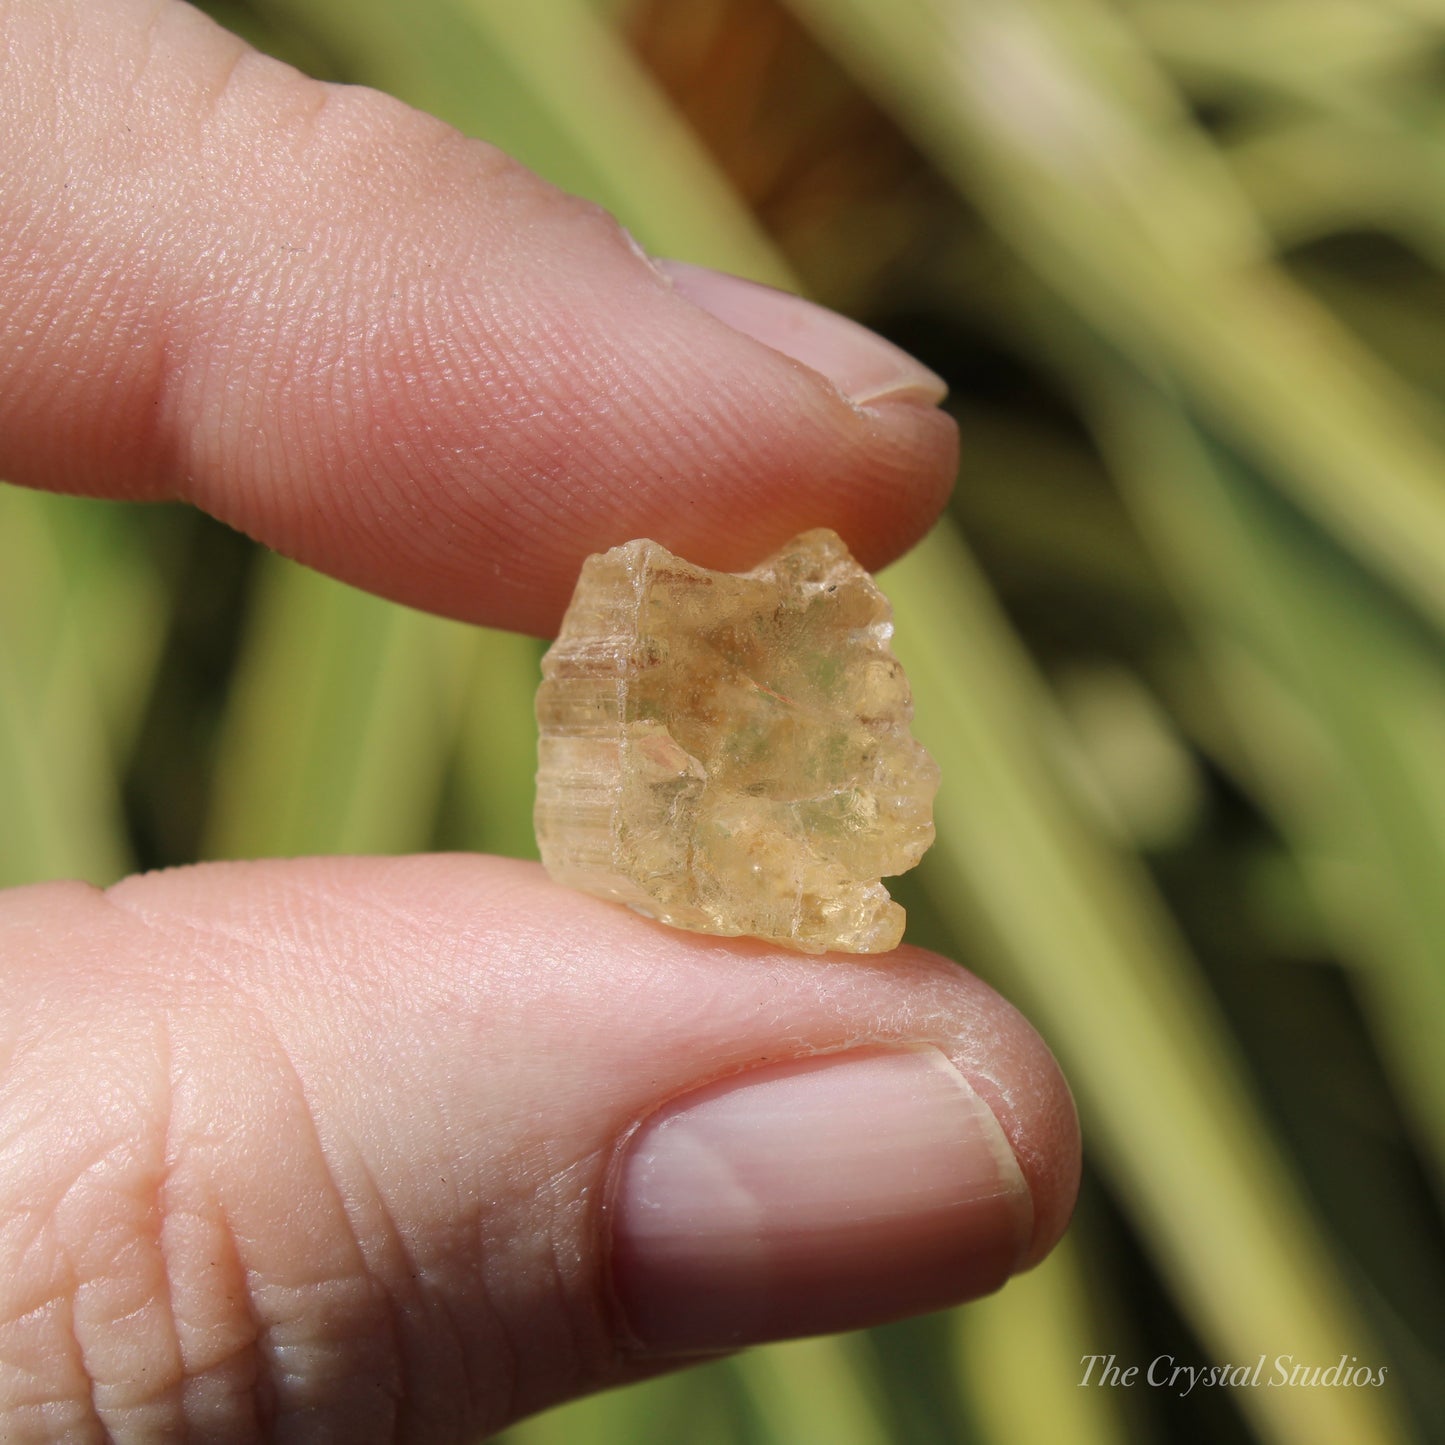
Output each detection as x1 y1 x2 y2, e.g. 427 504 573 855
657 259 947 408
608 1046 1032 1354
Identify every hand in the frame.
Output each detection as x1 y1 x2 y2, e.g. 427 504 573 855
0 2 1080 1440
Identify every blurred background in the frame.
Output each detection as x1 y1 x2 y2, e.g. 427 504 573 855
4 0 1445 1441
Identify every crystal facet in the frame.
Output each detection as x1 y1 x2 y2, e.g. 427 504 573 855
534 529 939 953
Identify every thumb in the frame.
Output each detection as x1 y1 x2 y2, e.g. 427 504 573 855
1 858 1078 1439
0 0 956 637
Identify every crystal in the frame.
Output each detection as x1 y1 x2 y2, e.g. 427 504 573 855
534 529 939 953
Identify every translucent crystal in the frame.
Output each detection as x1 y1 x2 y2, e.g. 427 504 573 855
534 529 939 953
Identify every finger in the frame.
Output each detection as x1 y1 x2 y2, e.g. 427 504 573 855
0 0 957 637
0 857 1078 1440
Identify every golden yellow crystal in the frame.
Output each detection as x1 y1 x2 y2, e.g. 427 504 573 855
534 529 939 953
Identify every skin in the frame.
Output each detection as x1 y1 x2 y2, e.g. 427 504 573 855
0 2 1081 1440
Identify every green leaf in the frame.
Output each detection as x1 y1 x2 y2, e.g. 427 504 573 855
202 557 477 858
883 519 1407 1445
785 0 1445 641
0 487 164 885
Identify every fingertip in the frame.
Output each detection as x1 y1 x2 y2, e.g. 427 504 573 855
832 395 959 577
976 1019 1082 1274
23 856 1079 1429
0 0 958 634
879 943 1080 1274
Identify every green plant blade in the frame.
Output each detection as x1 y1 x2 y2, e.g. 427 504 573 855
0 486 163 885
953 1234 1128 1445
448 627 545 861
728 1336 892 1445
202 556 477 858
1080 359 1445 1214
785 0 1445 642
883 519 1406 1445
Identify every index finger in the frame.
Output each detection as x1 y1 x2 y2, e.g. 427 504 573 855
0 0 956 636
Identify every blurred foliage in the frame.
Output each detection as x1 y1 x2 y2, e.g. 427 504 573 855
3 0 1444 1442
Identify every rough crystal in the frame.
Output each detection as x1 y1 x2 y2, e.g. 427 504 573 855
534 529 939 953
